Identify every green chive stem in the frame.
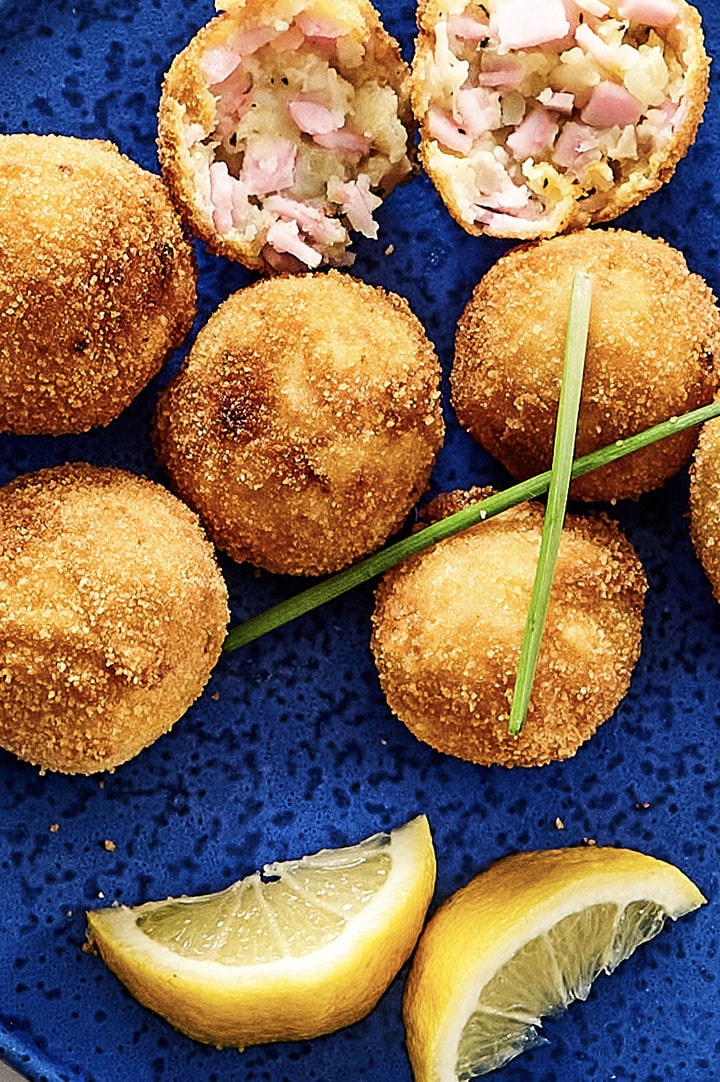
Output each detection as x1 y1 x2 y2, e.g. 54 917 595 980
223 398 720 655
507 271 591 737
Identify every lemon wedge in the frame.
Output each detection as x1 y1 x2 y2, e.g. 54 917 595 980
403 846 705 1081
86 815 435 1048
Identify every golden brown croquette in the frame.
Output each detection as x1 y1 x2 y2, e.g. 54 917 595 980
0 133 197 435
689 417 720 602
370 488 647 768
452 229 720 502
157 0 413 272
153 271 444 576
0 464 229 774
410 0 708 240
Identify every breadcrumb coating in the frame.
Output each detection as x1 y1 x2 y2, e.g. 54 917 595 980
0 134 197 435
453 229 720 502
689 418 720 603
371 489 647 768
154 271 444 575
0 464 229 774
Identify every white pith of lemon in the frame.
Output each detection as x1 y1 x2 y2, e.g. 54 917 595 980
403 846 705 1081
86 815 435 1048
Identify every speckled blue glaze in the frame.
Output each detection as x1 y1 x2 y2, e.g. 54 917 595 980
0 2 719 1080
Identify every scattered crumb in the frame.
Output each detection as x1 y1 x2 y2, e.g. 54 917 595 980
583 837 597 846
98 890 105 898
211 692 220 701
554 817 565 830
98 779 105 789
103 839 116 852
385 244 395 256
49 822 60 833
634 800 651 811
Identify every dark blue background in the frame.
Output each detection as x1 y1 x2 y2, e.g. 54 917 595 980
0 2 719 1079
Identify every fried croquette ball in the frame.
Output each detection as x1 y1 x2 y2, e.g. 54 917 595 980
154 271 444 576
689 418 720 603
157 0 413 272
0 134 197 436
453 229 720 502
0 464 229 774
371 488 647 768
410 0 709 239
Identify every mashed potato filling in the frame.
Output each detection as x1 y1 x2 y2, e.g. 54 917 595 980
413 0 702 236
186 1 411 269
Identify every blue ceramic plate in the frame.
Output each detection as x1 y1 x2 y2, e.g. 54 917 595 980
1 3 719 1080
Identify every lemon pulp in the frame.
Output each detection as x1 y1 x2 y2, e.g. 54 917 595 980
456 898 668 1078
136 834 392 963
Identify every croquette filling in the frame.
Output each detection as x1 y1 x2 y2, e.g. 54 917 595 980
417 0 693 234
192 3 411 269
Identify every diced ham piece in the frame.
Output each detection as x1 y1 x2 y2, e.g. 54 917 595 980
208 162 253 231
266 219 323 267
240 135 297 196
537 89 575 114
556 0 581 44
201 46 242 86
581 82 645 128
264 195 346 245
288 98 344 136
477 183 531 213
477 60 526 90
491 0 570 54
234 25 277 56
217 71 252 114
455 87 502 136
446 14 490 41
427 107 473 153
209 161 236 233
330 175 382 238
273 25 306 53
215 113 239 144
230 175 252 228
659 99 680 127
313 129 372 155
507 106 559 160
617 0 677 26
213 70 253 142
473 206 535 230
553 121 600 168
295 11 344 40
